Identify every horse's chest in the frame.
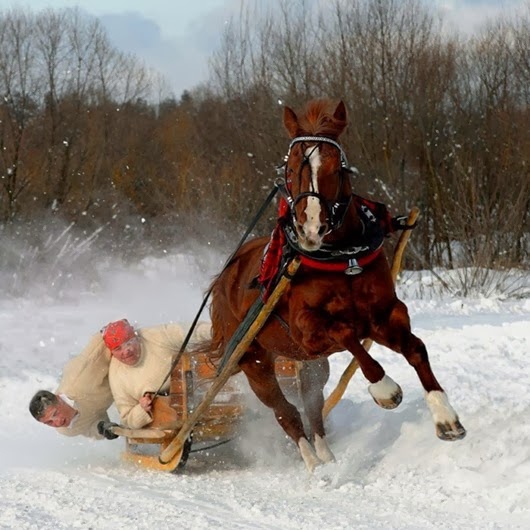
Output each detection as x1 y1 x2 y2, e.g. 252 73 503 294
292 278 358 317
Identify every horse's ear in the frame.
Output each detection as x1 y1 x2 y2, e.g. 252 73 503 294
333 100 347 126
283 106 299 138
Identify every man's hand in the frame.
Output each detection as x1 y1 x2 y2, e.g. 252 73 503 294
97 420 119 440
139 392 154 413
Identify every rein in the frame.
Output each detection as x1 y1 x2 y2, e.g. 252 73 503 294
152 183 281 398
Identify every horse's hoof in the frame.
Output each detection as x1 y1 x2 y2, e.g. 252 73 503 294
435 419 467 441
372 392 403 410
314 434 335 463
368 376 403 410
299 437 323 473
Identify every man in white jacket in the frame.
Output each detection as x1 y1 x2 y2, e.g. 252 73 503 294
104 319 210 431
29 319 210 440
29 332 113 439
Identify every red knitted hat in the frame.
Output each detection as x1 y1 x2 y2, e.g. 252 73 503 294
102 319 136 350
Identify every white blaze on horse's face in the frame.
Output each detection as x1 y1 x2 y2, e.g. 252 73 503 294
297 146 325 251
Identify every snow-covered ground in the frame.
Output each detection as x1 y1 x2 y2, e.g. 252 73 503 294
0 248 529 529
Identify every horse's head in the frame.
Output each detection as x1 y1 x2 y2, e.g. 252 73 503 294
281 99 353 252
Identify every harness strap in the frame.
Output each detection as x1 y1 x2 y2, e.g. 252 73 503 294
299 246 383 275
153 183 281 398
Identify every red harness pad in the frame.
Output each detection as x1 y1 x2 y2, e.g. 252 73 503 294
258 199 289 299
259 228 287 302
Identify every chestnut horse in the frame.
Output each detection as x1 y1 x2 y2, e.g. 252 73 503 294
208 99 466 471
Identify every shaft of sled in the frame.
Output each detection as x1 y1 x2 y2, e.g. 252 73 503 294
322 207 420 419
159 256 301 465
390 207 419 281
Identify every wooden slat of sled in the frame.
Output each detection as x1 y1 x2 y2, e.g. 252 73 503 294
112 427 168 439
200 403 245 418
122 452 169 471
193 421 243 442
149 396 180 429
274 357 299 377
122 438 185 473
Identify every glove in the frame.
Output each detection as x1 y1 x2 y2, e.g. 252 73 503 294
97 420 119 440
391 215 418 231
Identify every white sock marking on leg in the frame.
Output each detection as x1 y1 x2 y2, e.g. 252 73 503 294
425 390 457 424
298 437 321 473
369 374 400 400
314 434 335 463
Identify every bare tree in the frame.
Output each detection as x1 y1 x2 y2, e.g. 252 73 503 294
0 9 39 221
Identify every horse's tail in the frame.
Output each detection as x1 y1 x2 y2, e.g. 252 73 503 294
199 268 233 365
185 337 218 380
187 332 223 363
187 290 225 359
208 289 227 365
198 237 267 367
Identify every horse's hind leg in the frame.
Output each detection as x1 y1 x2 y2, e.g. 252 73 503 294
239 351 322 472
327 325 403 410
373 300 466 441
298 358 335 463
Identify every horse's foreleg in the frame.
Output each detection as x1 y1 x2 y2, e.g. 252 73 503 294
373 300 466 441
298 358 335 463
239 353 323 472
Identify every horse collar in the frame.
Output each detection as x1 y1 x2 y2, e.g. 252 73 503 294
298 247 383 275
282 227 384 276
280 198 388 276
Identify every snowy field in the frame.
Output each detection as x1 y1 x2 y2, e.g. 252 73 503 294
0 245 529 529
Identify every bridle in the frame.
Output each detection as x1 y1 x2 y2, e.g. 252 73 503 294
277 136 353 234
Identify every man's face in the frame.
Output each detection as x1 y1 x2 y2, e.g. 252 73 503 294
40 399 74 428
111 337 141 365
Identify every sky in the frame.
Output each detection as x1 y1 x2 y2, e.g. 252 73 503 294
0 236 529 528
1 0 526 97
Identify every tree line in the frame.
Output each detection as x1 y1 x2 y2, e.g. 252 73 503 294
0 1 528 275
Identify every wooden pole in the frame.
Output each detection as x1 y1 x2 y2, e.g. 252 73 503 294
322 207 420 419
111 426 168 439
159 256 301 465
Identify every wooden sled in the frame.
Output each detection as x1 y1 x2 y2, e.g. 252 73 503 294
119 350 301 473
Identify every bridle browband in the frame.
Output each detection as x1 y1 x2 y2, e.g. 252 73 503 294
285 136 350 169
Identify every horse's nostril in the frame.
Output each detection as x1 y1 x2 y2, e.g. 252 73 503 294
318 224 328 236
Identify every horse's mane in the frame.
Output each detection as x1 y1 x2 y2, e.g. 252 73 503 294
297 99 347 139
